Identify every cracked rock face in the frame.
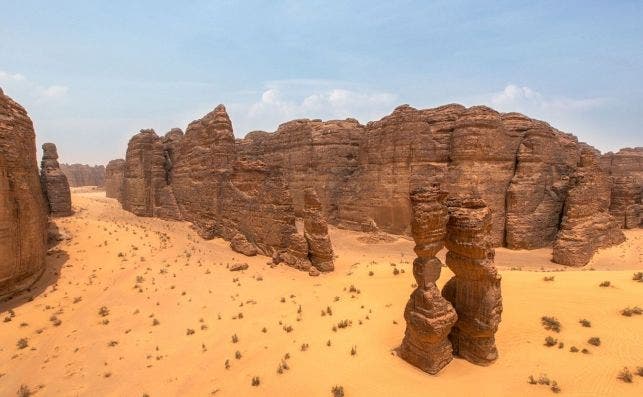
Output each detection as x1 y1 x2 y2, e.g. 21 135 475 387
553 150 626 266
40 142 73 217
443 196 502 366
400 185 457 374
0 90 48 297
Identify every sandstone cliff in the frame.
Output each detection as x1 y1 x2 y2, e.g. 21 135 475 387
105 159 125 200
0 88 48 298
600 147 642 228
60 163 105 187
553 150 626 266
40 143 73 217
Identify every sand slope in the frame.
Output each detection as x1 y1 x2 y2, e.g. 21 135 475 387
1 191 641 396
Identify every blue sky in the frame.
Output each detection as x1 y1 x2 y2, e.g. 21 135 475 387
1 0 642 164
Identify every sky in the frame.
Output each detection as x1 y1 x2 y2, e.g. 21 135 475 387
1 0 642 164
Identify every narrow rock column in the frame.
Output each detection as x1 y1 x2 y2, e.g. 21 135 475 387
443 196 502 365
303 187 334 272
400 185 457 374
40 143 73 216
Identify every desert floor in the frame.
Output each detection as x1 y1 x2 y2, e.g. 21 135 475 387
1 190 642 397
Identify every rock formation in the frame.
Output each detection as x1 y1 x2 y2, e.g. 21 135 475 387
60 163 105 187
442 196 502 365
553 150 626 266
303 187 334 272
0 88 48 298
117 106 304 259
400 185 457 374
600 147 642 228
237 103 608 252
105 159 125 200
40 143 73 216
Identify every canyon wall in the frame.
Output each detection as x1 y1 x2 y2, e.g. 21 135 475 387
105 159 125 200
114 102 639 266
0 89 48 298
60 163 105 187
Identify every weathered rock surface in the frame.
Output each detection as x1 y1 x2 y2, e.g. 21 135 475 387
553 150 626 266
118 106 303 259
443 196 502 365
40 143 73 216
600 147 642 228
229 263 249 271
400 185 457 374
60 163 105 187
237 103 605 251
0 89 48 297
105 159 125 200
303 188 334 272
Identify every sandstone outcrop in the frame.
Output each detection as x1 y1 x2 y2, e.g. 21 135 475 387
600 147 642 228
0 89 48 297
553 150 626 266
40 143 73 216
117 106 304 259
442 196 502 365
60 163 105 187
303 187 334 272
105 159 125 200
400 185 457 374
237 103 602 252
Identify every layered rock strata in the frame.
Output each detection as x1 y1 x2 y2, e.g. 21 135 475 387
0 89 48 297
303 187 334 272
442 196 502 365
237 103 601 251
105 159 125 200
600 147 642 228
400 185 457 374
60 163 105 187
40 143 73 216
553 150 626 266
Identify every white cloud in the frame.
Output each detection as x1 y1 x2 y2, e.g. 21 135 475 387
0 69 69 102
491 84 608 112
40 85 69 99
234 80 397 134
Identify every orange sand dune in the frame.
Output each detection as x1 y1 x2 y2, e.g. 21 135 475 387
1 191 641 396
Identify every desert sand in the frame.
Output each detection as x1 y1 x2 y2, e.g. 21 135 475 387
1 189 641 397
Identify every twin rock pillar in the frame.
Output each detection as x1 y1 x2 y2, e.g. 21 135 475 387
400 187 502 374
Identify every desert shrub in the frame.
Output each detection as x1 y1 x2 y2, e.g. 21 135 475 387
544 336 558 347
543 276 555 282
581 348 590 354
350 346 357 356
551 381 561 393
570 346 579 353
331 385 345 397
617 367 633 383
98 306 109 317
235 350 242 359
527 375 537 384
251 376 260 386
636 367 643 377
579 319 591 327
587 337 601 346
632 272 643 282
186 329 195 335
599 281 611 287
16 338 28 349
537 374 550 385
541 316 561 332
232 334 238 343
17 384 32 397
